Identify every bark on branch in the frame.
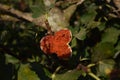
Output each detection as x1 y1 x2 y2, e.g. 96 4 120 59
0 3 47 29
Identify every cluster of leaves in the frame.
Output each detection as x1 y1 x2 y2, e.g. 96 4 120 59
0 0 120 80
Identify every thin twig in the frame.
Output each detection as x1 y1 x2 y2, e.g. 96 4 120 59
0 4 33 21
88 72 101 80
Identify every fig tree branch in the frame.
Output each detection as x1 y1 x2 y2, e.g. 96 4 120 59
0 3 47 29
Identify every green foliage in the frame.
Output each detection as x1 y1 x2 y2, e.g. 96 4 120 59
53 70 81 80
97 59 115 77
74 28 87 40
116 41 120 50
0 0 120 80
18 64 40 80
71 37 77 48
101 27 120 44
30 0 46 18
91 42 115 62
80 3 97 25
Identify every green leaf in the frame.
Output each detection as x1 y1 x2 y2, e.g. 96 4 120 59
80 3 97 25
71 37 77 48
18 63 39 80
30 0 46 18
5 54 19 64
101 27 120 44
115 41 120 51
97 22 106 31
87 21 100 29
79 3 101 29
91 42 115 62
64 4 77 22
97 59 115 76
74 28 87 40
52 70 81 80
69 25 79 35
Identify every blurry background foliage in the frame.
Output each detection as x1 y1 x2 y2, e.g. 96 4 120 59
0 0 120 80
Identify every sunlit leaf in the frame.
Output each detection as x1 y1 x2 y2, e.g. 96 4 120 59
64 4 77 22
97 22 106 31
48 7 69 32
18 63 39 80
74 28 87 40
5 54 19 64
97 59 115 76
43 0 55 10
71 37 77 48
